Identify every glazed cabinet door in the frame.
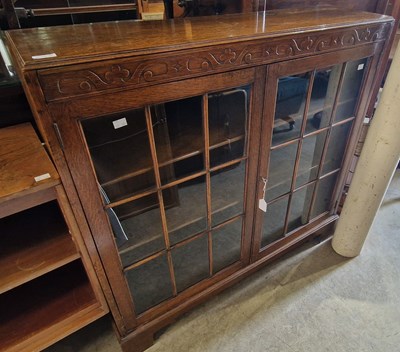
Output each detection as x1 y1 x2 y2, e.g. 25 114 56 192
50 68 264 328
252 45 382 261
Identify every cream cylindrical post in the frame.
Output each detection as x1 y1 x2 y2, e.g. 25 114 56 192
331 44 400 258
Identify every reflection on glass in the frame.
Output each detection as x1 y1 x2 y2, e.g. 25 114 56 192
213 218 242 273
261 196 289 248
296 131 327 188
322 121 353 175
272 73 310 146
310 172 339 219
81 109 155 202
209 87 248 167
153 96 204 184
305 65 343 134
115 194 165 267
126 253 173 314
160 154 204 185
335 58 367 123
266 142 298 202
210 139 246 168
172 235 209 292
163 176 207 245
211 161 245 226
286 183 315 234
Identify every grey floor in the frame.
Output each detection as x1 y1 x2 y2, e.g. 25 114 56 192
46 169 400 352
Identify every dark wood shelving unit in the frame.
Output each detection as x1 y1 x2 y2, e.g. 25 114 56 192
0 261 97 352
0 123 108 352
0 201 80 293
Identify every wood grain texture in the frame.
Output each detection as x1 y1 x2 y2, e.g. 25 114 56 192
5 8 392 71
5 8 393 351
0 123 59 203
0 201 79 294
36 22 391 102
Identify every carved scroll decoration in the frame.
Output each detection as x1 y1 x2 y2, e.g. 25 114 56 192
40 23 390 101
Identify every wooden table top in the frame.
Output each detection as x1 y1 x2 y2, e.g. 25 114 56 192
4 8 392 70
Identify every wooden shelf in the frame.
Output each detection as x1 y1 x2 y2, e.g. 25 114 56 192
0 260 98 352
0 201 79 294
0 123 108 351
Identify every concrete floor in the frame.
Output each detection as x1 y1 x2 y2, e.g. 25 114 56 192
46 170 400 352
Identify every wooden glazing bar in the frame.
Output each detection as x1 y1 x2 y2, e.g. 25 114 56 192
107 169 209 209
32 4 137 16
211 214 243 232
292 179 317 194
270 136 300 151
283 71 316 234
161 170 207 190
170 231 208 250
306 64 347 222
209 135 245 151
209 156 247 173
105 188 156 210
145 106 177 296
123 249 165 272
319 168 341 180
331 116 356 128
203 94 213 276
102 135 246 189
101 166 153 187
303 124 331 139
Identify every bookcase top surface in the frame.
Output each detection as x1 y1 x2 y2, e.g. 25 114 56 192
5 7 392 70
0 123 59 202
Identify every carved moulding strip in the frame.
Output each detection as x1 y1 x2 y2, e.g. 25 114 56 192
39 23 390 101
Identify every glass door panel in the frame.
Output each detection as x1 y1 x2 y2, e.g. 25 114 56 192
171 234 209 293
322 121 353 175
261 196 289 248
209 88 248 167
212 218 243 273
257 54 371 256
211 161 245 227
310 172 339 220
153 96 204 184
163 176 207 245
295 131 327 188
305 65 342 134
266 141 298 202
334 58 368 123
116 193 165 267
286 183 315 234
125 253 173 315
80 81 251 315
81 108 156 203
272 73 310 146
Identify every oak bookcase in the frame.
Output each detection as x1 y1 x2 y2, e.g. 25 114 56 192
4 8 394 351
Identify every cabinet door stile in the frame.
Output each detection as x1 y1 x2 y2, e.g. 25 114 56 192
250 64 279 260
242 66 266 263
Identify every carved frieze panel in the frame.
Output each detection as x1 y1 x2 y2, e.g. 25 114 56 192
38 23 390 101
